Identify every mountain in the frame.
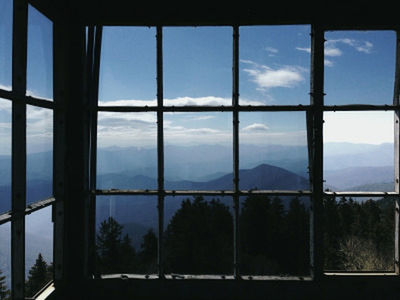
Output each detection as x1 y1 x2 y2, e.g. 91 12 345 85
324 166 393 190
97 163 309 191
96 144 310 182
324 143 393 170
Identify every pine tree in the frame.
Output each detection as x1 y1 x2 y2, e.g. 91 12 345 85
25 253 49 297
138 229 157 273
164 196 233 274
0 268 10 300
96 217 137 274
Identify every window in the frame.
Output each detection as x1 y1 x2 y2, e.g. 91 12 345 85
93 25 400 280
0 2 55 299
91 23 398 280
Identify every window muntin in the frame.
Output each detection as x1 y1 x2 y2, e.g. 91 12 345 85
0 99 11 214
164 27 232 105
27 4 53 100
0 0 12 91
98 27 156 106
324 31 396 105
323 111 394 192
239 25 311 106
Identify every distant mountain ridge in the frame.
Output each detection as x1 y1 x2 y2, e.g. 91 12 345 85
97 163 309 191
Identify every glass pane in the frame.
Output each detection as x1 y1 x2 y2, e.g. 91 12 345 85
323 196 394 271
0 223 11 298
97 112 157 189
27 5 53 100
164 27 232 106
0 99 11 213
164 112 232 188
239 25 310 105
27 106 53 205
240 195 310 276
323 111 394 192
324 31 396 105
96 196 158 274
0 0 12 90
239 112 309 190
25 206 53 297
99 27 156 106
164 196 233 275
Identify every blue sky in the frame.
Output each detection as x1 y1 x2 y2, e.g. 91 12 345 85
0 1 398 153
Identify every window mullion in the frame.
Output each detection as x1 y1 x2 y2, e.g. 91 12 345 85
11 0 28 298
393 29 400 275
156 25 165 279
309 24 325 280
87 25 102 277
232 25 240 279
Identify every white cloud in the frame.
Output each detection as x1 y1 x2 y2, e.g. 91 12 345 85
356 41 373 54
242 123 269 132
324 59 334 67
242 60 305 90
192 115 215 121
324 45 342 57
326 38 373 54
296 45 342 57
296 38 373 68
99 96 264 107
295 47 310 54
265 47 278 54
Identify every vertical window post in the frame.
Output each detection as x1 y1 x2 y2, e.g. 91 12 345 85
232 25 240 279
393 29 400 275
11 0 27 298
156 25 165 279
309 24 324 279
87 25 102 277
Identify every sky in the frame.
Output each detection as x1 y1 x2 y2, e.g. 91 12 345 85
0 0 398 154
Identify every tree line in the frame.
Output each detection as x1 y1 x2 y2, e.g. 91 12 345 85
96 195 310 275
0 194 392 299
96 195 394 276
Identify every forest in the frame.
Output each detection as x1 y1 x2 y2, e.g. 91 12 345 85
0 195 394 299
95 195 394 276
